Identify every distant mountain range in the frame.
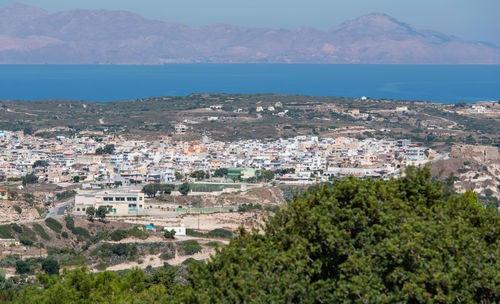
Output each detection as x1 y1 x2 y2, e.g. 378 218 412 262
1 3 499 64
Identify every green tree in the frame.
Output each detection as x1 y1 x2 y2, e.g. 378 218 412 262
15 260 31 275
32 160 49 168
96 205 111 222
21 173 38 186
179 166 499 303
72 176 80 183
86 206 96 222
174 171 184 181
178 182 190 196
41 258 60 275
213 168 228 178
163 229 176 239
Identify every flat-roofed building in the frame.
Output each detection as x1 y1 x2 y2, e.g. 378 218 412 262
73 189 145 216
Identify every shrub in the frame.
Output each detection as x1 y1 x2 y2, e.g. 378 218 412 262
41 258 60 275
44 218 62 233
20 225 37 241
160 252 174 260
109 229 128 241
72 227 90 239
0 225 13 239
177 240 202 256
19 237 34 246
186 229 205 237
206 241 220 248
65 216 75 230
96 262 109 271
33 224 51 241
13 205 22 214
182 257 203 266
61 231 69 238
10 223 22 234
207 228 233 239
15 260 31 275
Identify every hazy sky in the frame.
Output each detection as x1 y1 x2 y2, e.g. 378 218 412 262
2 0 500 45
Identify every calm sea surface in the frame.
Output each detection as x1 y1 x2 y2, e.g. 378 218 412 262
0 64 499 103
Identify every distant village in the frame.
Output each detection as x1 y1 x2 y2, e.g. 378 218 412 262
0 131 434 187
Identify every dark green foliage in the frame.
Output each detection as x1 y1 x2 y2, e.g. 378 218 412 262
3 166 499 303
142 183 175 197
182 166 499 303
55 190 76 201
163 229 176 239
41 258 60 275
237 203 262 212
178 182 190 196
12 205 22 214
109 229 128 241
108 228 148 241
32 224 51 241
213 168 228 177
182 258 203 266
20 225 37 242
44 218 62 233
71 227 90 238
15 260 31 275
19 237 33 246
0 225 13 239
206 228 233 239
96 205 111 222
10 223 22 234
61 231 68 238
64 216 74 230
160 252 175 260
21 173 38 186
85 206 95 222
177 240 202 256
189 170 209 180
95 144 115 155
32 160 49 168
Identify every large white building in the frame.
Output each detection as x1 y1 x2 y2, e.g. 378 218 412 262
74 189 146 216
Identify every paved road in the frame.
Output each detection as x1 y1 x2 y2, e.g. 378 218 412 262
48 199 74 219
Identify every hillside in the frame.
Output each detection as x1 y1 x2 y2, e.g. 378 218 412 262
2 166 498 303
0 3 499 64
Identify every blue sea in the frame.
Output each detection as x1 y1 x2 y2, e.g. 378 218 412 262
0 64 499 103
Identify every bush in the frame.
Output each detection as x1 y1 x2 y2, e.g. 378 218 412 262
207 228 233 239
19 237 34 246
56 190 77 201
20 225 37 241
96 262 109 271
13 205 22 214
33 224 51 241
72 227 90 239
109 229 128 241
61 231 69 238
44 218 62 233
41 258 60 275
15 260 31 275
10 223 22 234
182 257 203 266
0 225 13 239
177 240 202 256
65 216 75 230
160 252 174 260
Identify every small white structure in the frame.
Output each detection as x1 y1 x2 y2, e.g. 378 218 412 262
175 123 188 134
163 224 186 236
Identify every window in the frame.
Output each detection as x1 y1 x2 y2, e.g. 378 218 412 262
139 197 143 200
116 197 125 201
128 204 137 208
77 208 80 211
103 197 114 201
139 205 143 208
127 197 137 201
82 208 86 211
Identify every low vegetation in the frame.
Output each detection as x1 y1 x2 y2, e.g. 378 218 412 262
0 166 498 303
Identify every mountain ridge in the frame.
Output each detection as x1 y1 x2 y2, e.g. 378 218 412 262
1 3 499 64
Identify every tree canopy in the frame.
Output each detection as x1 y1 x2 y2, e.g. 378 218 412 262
3 166 498 303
